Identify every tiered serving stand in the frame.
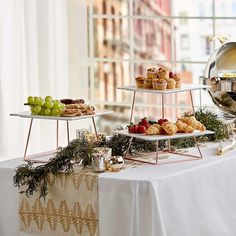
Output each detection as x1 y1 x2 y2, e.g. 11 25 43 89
10 110 113 163
115 83 214 165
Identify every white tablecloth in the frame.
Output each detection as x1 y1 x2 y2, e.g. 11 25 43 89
1 143 236 236
98 144 236 236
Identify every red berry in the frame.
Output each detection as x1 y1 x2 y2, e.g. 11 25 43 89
169 71 174 78
141 117 149 126
144 123 150 129
128 124 139 133
158 119 169 126
137 125 146 133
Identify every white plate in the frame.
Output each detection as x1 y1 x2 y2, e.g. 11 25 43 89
113 129 214 141
10 110 113 121
117 83 211 94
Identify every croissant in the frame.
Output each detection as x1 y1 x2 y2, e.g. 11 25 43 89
145 126 161 135
152 124 161 129
180 116 206 131
176 120 194 133
162 122 178 135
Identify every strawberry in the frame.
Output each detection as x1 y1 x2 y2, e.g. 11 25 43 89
137 125 146 133
128 124 139 133
158 118 169 126
144 123 150 129
140 117 149 126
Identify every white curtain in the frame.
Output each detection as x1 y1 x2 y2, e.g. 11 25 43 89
0 0 71 160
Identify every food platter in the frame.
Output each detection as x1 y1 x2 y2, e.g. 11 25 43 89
10 110 113 121
113 130 214 141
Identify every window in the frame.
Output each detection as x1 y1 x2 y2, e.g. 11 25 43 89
88 0 236 128
180 35 189 49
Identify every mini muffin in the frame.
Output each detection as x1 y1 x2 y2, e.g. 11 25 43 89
145 78 153 89
158 67 169 80
147 67 158 79
173 73 181 88
135 76 145 88
166 78 176 89
153 79 167 90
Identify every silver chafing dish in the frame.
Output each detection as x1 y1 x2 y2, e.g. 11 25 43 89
201 40 236 118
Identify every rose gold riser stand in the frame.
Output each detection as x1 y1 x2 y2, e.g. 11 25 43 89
10 110 113 163
116 84 213 165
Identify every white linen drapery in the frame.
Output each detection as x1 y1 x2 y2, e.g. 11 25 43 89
0 0 70 160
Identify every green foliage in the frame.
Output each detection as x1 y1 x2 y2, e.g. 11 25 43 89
195 109 228 141
13 138 95 198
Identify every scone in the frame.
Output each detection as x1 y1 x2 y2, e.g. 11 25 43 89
135 76 145 88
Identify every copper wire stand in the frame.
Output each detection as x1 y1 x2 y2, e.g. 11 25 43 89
129 90 195 123
123 87 209 165
124 136 203 165
23 117 99 163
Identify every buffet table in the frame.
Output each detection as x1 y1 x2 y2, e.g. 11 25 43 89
1 143 236 236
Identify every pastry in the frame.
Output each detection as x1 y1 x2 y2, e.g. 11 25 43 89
61 109 83 117
173 73 181 88
135 76 145 88
72 99 85 104
166 78 176 89
145 125 161 135
176 120 194 133
60 99 73 104
157 67 169 80
153 79 167 90
180 116 206 131
145 78 153 89
147 68 158 79
162 122 178 135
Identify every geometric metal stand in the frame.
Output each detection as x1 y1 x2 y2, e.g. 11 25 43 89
124 136 203 165
11 109 113 163
116 84 212 165
23 117 99 163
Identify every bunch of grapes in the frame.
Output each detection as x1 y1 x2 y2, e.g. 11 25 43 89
27 96 65 116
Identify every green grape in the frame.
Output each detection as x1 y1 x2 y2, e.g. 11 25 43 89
53 101 61 110
30 106 35 114
38 98 45 107
39 107 46 115
52 108 60 116
45 101 54 109
60 103 65 110
27 96 34 105
34 96 40 105
45 96 53 102
44 109 51 116
34 105 41 114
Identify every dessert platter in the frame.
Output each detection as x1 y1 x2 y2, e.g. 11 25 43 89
115 66 214 164
11 96 113 162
